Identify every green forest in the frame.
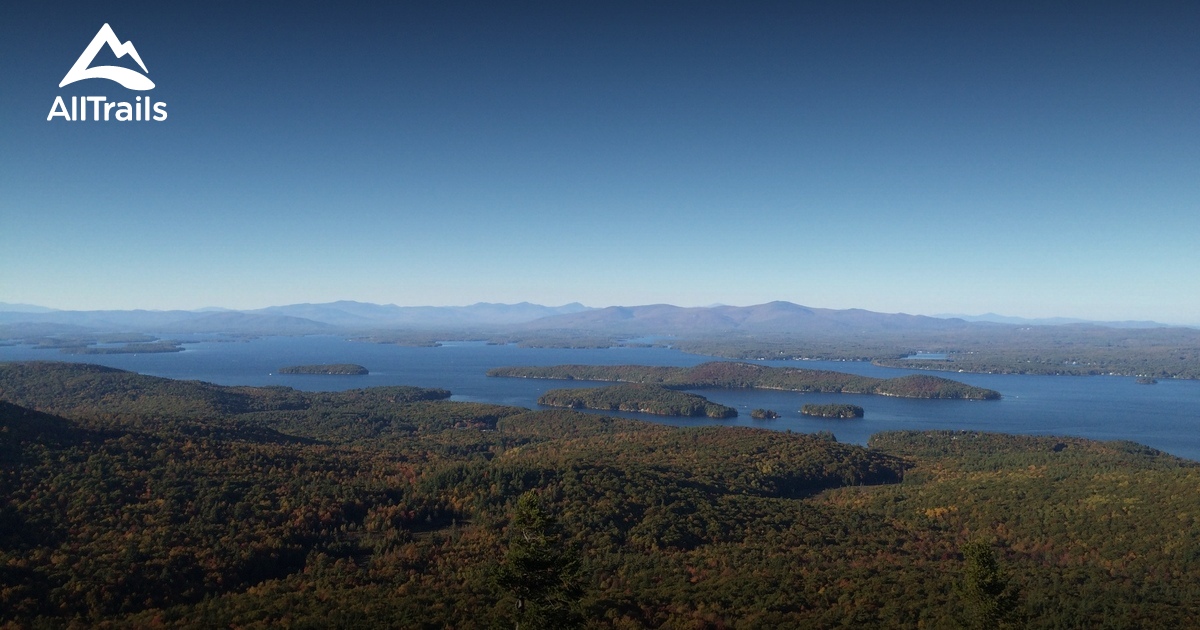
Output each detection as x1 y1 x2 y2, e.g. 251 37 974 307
0 333 186 356
278 364 370 375
800 404 865 419
489 361 1001 400
538 384 738 418
673 326 1200 380
2 361 1198 628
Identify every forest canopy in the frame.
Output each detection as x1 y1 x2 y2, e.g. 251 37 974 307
490 361 1001 400
278 363 370 375
801 403 865 419
538 383 738 418
0 361 1195 628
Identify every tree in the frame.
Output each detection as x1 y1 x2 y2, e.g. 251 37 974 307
495 492 582 630
959 540 1020 629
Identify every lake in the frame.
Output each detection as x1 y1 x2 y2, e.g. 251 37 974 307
2 336 1199 461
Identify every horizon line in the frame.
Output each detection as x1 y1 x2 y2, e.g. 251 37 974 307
0 299 1192 328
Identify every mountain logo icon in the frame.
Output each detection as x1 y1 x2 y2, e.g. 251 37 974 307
59 23 155 91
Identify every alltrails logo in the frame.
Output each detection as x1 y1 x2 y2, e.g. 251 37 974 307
47 23 168 122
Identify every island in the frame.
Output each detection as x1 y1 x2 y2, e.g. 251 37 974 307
537 384 738 418
750 408 780 420
279 363 370 375
489 361 1001 400
59 341 185 355
801 403 865 419
1135 377 1158 385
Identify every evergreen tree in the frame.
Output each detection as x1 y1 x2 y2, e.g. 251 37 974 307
495 492 582 630
959 540 1020 629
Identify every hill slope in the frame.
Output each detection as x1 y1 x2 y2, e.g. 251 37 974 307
0 362 1196 628
538 383 739 418
490 361 1002 399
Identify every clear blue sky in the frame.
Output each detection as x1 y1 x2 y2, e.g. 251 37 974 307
2 1 1197 322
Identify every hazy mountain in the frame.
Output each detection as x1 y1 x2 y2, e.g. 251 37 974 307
253 301 592 328
151 312 338 335
0 309 334 335
937 313 1168 328
0 309 214 330
1 300 1181 338
0 322 97 338
0 302 58 313
523 301 979 335
0 301 591 335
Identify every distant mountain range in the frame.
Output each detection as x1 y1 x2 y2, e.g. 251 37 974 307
0 308 339 336
519 301 981 335
0 300 1183 337
0 301 590 335
935 313 1167 329
0 302 58 314
250 301 590 328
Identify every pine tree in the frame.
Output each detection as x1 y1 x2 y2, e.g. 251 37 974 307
959 540 1020 629
495 492 583 630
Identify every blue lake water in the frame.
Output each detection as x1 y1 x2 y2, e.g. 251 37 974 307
2 336 1199 461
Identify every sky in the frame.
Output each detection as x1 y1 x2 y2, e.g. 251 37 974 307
1 1 1197 322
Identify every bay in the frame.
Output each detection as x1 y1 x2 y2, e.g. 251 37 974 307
2 335 1198 461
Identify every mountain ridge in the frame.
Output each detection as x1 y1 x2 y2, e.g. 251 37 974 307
936 312 1170 328
0 300 1188 336
518 301 983 335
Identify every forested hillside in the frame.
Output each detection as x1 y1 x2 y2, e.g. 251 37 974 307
490 361 1002 400
1 362 1196 628
537 384 738 418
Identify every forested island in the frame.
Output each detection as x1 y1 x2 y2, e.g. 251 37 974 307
1 361 1197 628
6 333 186 355
489 361 1001 400
59 340 185 355
801 403 865 419
751 408 780 419
278 363 370 375
538 384 737 418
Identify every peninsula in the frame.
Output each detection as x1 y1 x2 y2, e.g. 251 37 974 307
489 361 1000 400
59 341 185 355
538 384 738 418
